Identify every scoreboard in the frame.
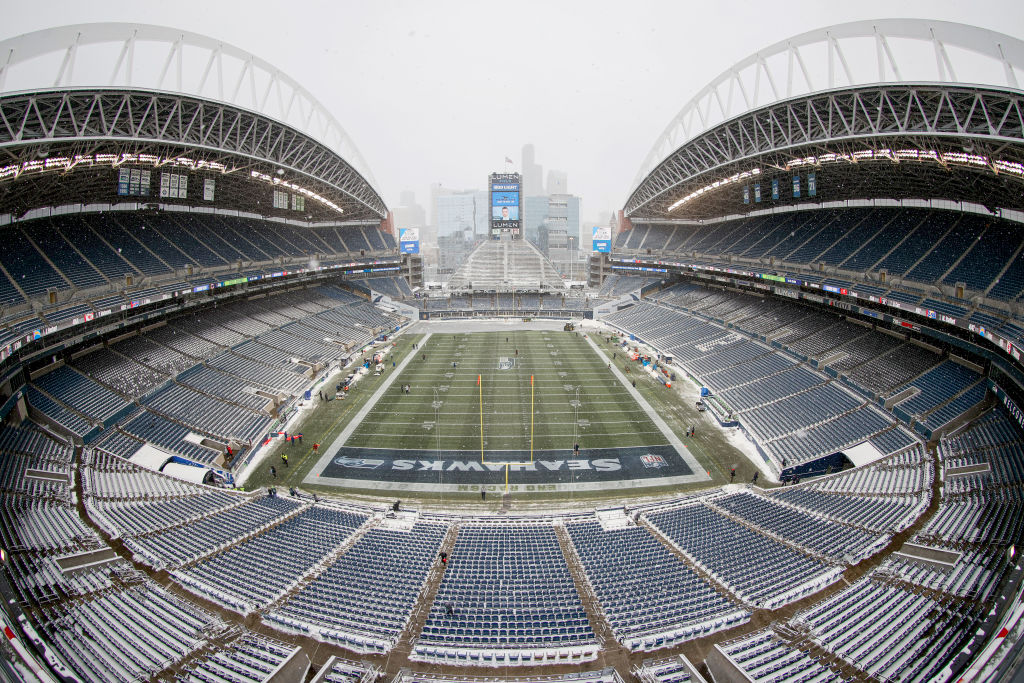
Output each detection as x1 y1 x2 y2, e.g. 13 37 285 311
489 172 521 239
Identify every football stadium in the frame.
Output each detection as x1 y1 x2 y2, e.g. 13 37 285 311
2 15 1024 683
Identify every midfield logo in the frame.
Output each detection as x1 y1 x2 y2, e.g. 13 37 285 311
497 357 516 370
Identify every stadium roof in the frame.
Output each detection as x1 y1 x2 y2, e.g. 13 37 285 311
626 19 1024 221
0 24 386 221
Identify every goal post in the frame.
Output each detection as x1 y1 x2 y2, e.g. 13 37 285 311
479 373 535 470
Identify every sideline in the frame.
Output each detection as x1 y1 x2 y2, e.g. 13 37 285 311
237 323 423 486
304 333 434 482
234 363 351 486
596 319 781 484
582 332 710 482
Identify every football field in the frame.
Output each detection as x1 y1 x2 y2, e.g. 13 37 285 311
304 325 711 495
347 330 664 453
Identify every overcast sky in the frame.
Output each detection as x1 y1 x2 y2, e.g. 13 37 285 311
2 0 1022 224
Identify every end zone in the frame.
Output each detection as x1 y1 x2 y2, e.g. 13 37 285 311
304 444 707 494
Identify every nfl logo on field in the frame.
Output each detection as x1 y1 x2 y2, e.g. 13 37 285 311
640 454 667 469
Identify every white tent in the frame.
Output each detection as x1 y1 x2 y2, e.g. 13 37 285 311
128 444 173 472
161 462 212 485
842 441 888 468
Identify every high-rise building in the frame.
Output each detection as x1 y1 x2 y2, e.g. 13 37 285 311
419 224 439 250
546 169 568 195
538 193 577 278
436 228 479 276
522 193 580 248
546 194 569 233
566 194 581 248
521 144 543 198
538 220 569 260
428 182 443 226
436 190 489 238
522 195 550 243
391 190 426 231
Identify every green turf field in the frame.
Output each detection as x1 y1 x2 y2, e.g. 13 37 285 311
345 330 666 453
244 324 764 501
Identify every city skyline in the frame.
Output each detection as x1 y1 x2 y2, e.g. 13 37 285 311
391 158 585 250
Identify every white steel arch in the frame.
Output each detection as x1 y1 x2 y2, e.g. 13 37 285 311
633 18 1024 190
0 22 379 193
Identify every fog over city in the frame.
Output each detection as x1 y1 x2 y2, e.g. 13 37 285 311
2 0 1021 225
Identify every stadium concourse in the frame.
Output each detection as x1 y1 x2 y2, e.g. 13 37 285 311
2 18 1024 683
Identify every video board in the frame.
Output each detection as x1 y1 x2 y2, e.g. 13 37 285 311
399 228 420 254
491 189 520 220
489 172 521 239
592 226 611 253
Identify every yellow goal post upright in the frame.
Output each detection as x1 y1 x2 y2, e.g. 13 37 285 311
478 373 535 492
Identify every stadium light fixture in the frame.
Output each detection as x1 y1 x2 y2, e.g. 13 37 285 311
996 160 1024 176
667 168 761 212
667 146 1024 212
250 170 343 214
784 147 1020 176
0 153 231 183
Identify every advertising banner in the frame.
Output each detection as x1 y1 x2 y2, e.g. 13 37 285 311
399 228 420 254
